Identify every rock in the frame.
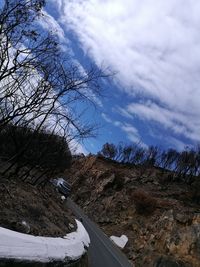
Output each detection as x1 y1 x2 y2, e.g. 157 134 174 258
124 177 131 184
132 253 138 260
154 256 189 267
98 216 111 224
96 173 115 193
102 196 114 210
193 213 200 224
153 211 200 267
132 222 140 232
174 212 193 225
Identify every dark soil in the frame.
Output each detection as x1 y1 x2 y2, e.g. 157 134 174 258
0 176 76 237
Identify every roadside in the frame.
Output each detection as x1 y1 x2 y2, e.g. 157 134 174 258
67 199 132 267
0 174 76 237
67 154 200 267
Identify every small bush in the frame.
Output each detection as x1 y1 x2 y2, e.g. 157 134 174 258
132 189 157 215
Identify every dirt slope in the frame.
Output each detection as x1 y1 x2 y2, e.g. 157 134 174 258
67 155 200 267
0 175 75 237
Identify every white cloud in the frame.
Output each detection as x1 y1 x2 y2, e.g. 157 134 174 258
51 0 200 142
69 139 88 155
49 0 64 12
39 10 66 43
101 113 146 146
120 123 144 145
124 101 200 142
101 112 112 123
167 137 191 151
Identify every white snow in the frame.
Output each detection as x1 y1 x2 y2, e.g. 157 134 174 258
69 223 75 229
110 235 128 249
21 221 30 233
61 195 66 201
0 220 90 263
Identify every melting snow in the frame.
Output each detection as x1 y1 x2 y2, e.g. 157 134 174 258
110 235 128 249
61 195 66 201
0 220 90 263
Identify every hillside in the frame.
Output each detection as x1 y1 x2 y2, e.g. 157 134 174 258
67 155 200 267
0 168 75 237
0 125 75 237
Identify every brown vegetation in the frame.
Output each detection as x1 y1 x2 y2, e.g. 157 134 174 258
132 189 157 215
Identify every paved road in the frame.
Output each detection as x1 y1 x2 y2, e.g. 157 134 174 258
67 199 132 267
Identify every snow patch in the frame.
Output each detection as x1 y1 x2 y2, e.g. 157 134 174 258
61 195 66 201
21 220 30 233
0 220 90 263
110 235 128 249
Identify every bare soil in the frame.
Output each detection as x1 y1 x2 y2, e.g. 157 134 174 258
0 176 76 237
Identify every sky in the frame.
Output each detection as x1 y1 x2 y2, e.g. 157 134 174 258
43 0 200 154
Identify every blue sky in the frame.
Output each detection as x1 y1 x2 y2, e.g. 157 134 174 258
42 0 200 154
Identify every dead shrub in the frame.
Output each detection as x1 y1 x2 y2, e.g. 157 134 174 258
132 189 157 215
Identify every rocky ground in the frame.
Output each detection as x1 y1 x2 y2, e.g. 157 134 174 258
0 171 76 237
67 155 200 267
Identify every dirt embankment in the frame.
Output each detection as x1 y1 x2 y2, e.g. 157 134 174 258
0 175 75 237
67 155 200 267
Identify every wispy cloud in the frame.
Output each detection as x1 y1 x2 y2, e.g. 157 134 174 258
38 10 66 43
51 0 200 143
166 137 191 151
123 101 200 142
120 123 146 146
101 112 112 123
101 113 146 146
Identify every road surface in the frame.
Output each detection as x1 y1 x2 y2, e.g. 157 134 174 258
67 199 132 267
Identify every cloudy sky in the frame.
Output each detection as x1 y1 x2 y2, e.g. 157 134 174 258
44 0 200 153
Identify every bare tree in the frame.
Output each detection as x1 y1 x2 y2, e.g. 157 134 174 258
100 143 117 159
99 142 200 184
0 0 108 182
0 0 107 134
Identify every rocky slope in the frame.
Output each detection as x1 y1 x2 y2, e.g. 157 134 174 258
67 155 200 267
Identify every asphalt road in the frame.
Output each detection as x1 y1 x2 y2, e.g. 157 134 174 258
67 199 132 267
